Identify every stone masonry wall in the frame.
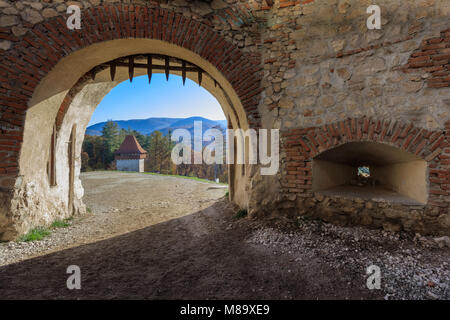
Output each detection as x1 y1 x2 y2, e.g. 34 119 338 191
0 0 449 238
251 0 449 235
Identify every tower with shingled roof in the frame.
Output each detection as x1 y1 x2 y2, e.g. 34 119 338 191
114 135 148 172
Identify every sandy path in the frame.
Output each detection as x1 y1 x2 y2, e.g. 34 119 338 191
80 171 228 238
0 172 227 266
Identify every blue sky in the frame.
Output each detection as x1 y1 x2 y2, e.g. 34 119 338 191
89 74 225 126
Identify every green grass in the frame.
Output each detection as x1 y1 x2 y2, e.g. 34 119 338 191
50 219 71 229
87 207 92 213
17 217 73 242
225 190 229 198
234 209 248 219
18 227 51 242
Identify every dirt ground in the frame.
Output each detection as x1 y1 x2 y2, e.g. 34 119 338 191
0 172 448 299
0 172 227 267
80 171 229 240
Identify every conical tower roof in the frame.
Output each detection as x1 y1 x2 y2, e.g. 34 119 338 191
114 135 147 155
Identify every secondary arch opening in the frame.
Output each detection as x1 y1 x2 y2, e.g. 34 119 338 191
312 142 428 205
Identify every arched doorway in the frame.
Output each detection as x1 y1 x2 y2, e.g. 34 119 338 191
0 5 262 240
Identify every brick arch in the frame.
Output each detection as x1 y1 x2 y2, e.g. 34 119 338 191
281 117 449 207
284 117 446 161
0 4 263 184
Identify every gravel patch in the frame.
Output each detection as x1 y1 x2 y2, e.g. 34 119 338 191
247 218 449 300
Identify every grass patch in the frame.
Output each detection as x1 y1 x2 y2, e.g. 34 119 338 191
234 209 248 219
225 190 229 198
18 227 51 242
18 217 73 242
87 207 92 213
51 219 71 229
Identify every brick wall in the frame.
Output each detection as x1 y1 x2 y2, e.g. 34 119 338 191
402 27 450 89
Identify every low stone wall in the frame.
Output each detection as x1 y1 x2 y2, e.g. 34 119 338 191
274 192 449 235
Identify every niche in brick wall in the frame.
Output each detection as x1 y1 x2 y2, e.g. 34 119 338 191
312 142 428 205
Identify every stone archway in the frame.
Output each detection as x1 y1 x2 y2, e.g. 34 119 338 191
0 4 262 240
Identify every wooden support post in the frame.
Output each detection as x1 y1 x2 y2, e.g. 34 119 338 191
49 124 56 186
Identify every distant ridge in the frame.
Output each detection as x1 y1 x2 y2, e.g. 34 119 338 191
86 117 227 136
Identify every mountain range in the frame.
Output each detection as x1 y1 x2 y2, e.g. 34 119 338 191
86 117 227 136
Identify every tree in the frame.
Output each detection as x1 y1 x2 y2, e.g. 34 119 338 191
82 135 106 171
81 123 228 182
80 151 90 172
101 120 120 165
147 130 164 172
161 129 176 174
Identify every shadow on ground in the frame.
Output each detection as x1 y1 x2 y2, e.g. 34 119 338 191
0 200 380 300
